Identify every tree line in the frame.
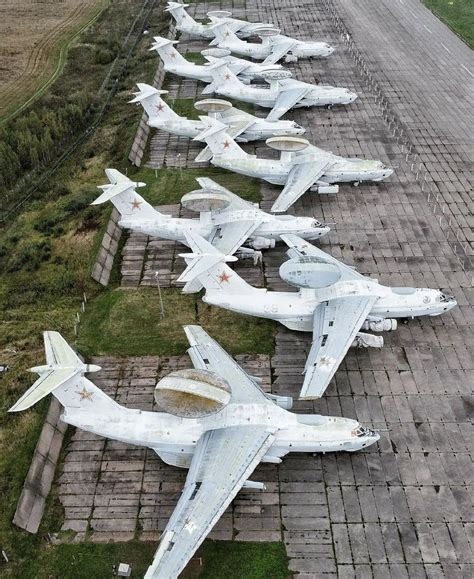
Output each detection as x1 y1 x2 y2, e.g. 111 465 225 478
0 90 97 192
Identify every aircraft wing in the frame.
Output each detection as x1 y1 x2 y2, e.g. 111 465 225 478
184 325 270 404
209 220 263 255
280 234 368 282
144 425 276 579
196 177 258 211
301 295 378 399
271 157 332 212
262 37 298 65
266 85 312 121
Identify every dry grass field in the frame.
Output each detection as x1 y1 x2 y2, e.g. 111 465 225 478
0 0 107 122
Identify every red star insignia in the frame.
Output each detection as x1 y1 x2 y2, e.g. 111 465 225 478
155 103 165 113
170 52 176 59
224 74 231 81
224 31 230 37
223 140 230 149
131 199 142 210
218 271 231 283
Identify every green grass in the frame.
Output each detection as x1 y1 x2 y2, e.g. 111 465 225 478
125 167 262 206
423 0 474 47
77 288 275 357
197 541 289 579
14 540 289 579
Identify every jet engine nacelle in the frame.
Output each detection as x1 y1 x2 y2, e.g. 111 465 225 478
361 319 397 332
248 236 276 250
154 368 231 418
266 393 293 410
279 257 341 289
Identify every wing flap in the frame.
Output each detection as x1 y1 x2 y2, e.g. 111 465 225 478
145 426 276 579
300 296 377 399
271 158 330 213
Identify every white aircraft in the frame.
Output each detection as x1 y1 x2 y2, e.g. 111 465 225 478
194 119 394 212
165 1 273 40
91 169 330 262
150 37 284 83
10 328 380 577
212 21 334 63
129 83 305 162
177 232 457 399
202 62 357 121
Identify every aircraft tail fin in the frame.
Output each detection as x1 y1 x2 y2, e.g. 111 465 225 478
150 36 188 66
129 83 178 122
164 2 196 29
178 231 255 295
201 61 244 95
8 332 101 412
91 169 165 221
211 21 242 45
9 333 125 420
193 117 247 159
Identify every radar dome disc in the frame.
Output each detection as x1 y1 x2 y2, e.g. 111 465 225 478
266 136 310 152
155 368 232 418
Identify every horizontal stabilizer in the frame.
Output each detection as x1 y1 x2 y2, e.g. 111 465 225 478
193 118 228 142
92 169 146 205
177 231 237 292
9 332 101 412
129 83 168 103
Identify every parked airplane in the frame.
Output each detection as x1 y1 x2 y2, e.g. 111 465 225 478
177 232 457 399
9 329 380 577
212 21 334 63
150 37 284 83
202 62 357 121
129 83 304 161
91 169 329 264
195 119 393 212
165 1 273 39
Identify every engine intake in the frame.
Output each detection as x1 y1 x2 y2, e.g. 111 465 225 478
361 319 397 332
248 237 276 250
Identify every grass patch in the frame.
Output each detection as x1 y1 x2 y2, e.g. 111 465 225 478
15 539 288 579
77 288 275 357
197 540 289 579
125 167 262 206
423 0 473 47
183 51 207 65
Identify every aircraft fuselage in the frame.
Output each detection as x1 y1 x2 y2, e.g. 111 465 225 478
212 155 393 186
63 398 379 470
203 281 456 331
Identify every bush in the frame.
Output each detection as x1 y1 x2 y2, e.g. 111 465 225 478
6 240 51 272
